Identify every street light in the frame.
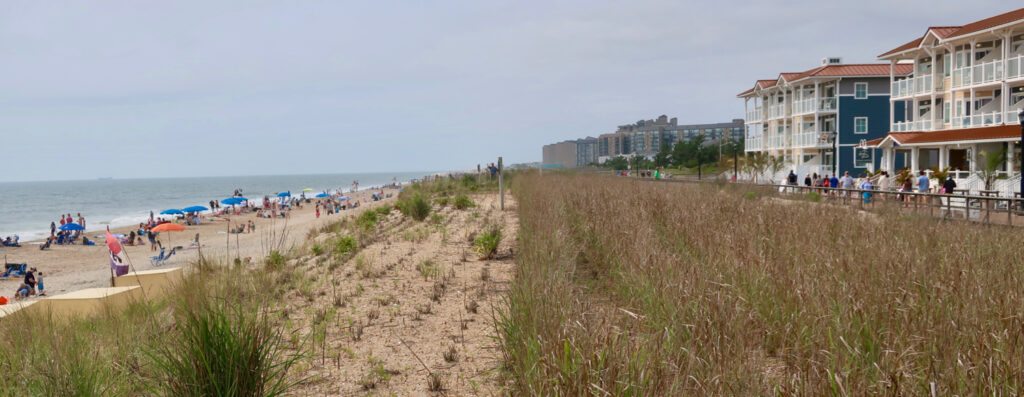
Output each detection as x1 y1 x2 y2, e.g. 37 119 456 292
1019 109 1024 198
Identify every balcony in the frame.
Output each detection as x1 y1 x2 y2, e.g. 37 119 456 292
952 110 1004 129
1005 107 1023 124
1007 54 1024 81
952 59 1005 89
892 119 933 132
767 105 787 119
792 97 837 116
745 136 762 151
793 131 835 148
745 107 763 123
892 75 938 99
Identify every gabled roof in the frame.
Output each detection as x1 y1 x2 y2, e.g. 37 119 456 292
738 64 911 97
879 7 1024 59
869 125 1021 147
949 7 1024 39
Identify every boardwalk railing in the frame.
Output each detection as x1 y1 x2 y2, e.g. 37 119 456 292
634 175 1024 227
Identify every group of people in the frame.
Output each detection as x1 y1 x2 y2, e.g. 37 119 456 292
1 235 20 247
13 267 44 300
230 220 256 234
786 169 962 204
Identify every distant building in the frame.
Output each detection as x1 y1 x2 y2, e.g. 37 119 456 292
545 115 744 166
542 137 599 168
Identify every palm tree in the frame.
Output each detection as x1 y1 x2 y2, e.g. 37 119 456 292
976 149 1008 191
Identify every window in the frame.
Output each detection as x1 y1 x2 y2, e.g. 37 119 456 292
854 83 868 99
943 54 951 76
943 102 951 124
854 117 868 134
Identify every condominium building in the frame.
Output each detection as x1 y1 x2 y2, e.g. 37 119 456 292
542 137 599 168
866 7 1024 189
739 58 912 177
597 115 743 161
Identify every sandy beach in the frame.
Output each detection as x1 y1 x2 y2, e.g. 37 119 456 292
0 189 400 299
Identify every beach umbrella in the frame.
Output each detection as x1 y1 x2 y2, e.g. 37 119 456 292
181 205 208 213
221 197 247 206
60 222 85 231
151 223 185 233
151 223 186 248
161 209 184 215
315 193 329 198
277 192 291 197
302 188 314 192
337 196 350 201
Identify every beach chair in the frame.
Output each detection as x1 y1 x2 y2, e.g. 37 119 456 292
151 248 176 266
1 263 27 279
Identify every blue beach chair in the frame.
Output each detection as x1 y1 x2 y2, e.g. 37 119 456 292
1 263 27 279
150 248 176 266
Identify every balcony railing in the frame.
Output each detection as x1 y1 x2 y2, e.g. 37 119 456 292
767 105 787 119
892 119 933 132
1007 54 1024 80
792 97 837 115
952 110 1004 129
1007 107 1023 124
793 131 836 148
745 108 762 123
892 75 937 98
746 137 762 151
952 59 1005 89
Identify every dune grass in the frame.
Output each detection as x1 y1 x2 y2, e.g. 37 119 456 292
500 173 1024 395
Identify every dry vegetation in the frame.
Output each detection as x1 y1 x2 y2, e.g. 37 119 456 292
288 175 517 395
500 173 1024 395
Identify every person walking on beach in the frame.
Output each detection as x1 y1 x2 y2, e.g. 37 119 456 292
829 174 839 195
839 172 854 198
77 213 85 229
148 230 157 251
35 271 45 296
59 215 67 226
942 175 956 194
50 221 56 237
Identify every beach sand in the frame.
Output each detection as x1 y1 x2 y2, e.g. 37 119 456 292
0 189 399 298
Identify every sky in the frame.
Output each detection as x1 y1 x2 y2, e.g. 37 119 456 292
0 0 1018 181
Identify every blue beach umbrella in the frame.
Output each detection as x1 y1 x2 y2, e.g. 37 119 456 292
277 192 291 197
337 196 350 201
315 193 329 198
161 209 184 215
182 205 209 213
221 197 247 205
59 223 85 231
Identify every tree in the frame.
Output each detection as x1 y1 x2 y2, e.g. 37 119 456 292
767 154 789 184
604 156 629 171
976 149 1008 190
654 142 672 168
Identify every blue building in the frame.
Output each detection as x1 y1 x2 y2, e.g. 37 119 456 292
738 58 913 177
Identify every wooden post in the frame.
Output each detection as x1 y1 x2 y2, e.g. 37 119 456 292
498 157 504 211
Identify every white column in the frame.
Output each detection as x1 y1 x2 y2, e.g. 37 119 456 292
890 60 896 129
912 147 920 172
929 49 938 130
939 145 947 169
971 144 978 172
1003 33 1011 123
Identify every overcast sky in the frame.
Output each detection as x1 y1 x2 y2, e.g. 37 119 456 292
0 1 1016 181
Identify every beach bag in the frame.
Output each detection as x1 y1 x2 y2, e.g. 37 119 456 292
0 296 7 305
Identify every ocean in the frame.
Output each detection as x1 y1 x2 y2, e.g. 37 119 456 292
0 171 434 241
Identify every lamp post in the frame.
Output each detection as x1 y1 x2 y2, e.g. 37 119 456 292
1019 109 1024 197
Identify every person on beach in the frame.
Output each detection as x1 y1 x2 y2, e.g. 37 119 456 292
148 231 157 251
50 221 56 236
24 268 36 292
15 283 32 300
860 176 874 204
942 175 956 194
35 272 45 296
901 173 914 204
829 175 839 195
315 205 320 218
59 215 66 226
77 213 85 229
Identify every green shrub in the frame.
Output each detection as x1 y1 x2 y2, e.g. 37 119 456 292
357 210 379 230
146 298 302 396
310 244 324 256
398 193 431 221
743 191 758 200
435 197 450 207
374 206 391 216
265 250 286 270
473 227 501 259
805 191 822 202
453 194 476 209
460 174 478 189
335 236 357 256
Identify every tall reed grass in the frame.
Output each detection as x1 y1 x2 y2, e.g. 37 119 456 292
500 173 1024 395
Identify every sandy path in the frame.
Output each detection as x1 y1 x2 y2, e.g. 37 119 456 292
0 189 399 297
